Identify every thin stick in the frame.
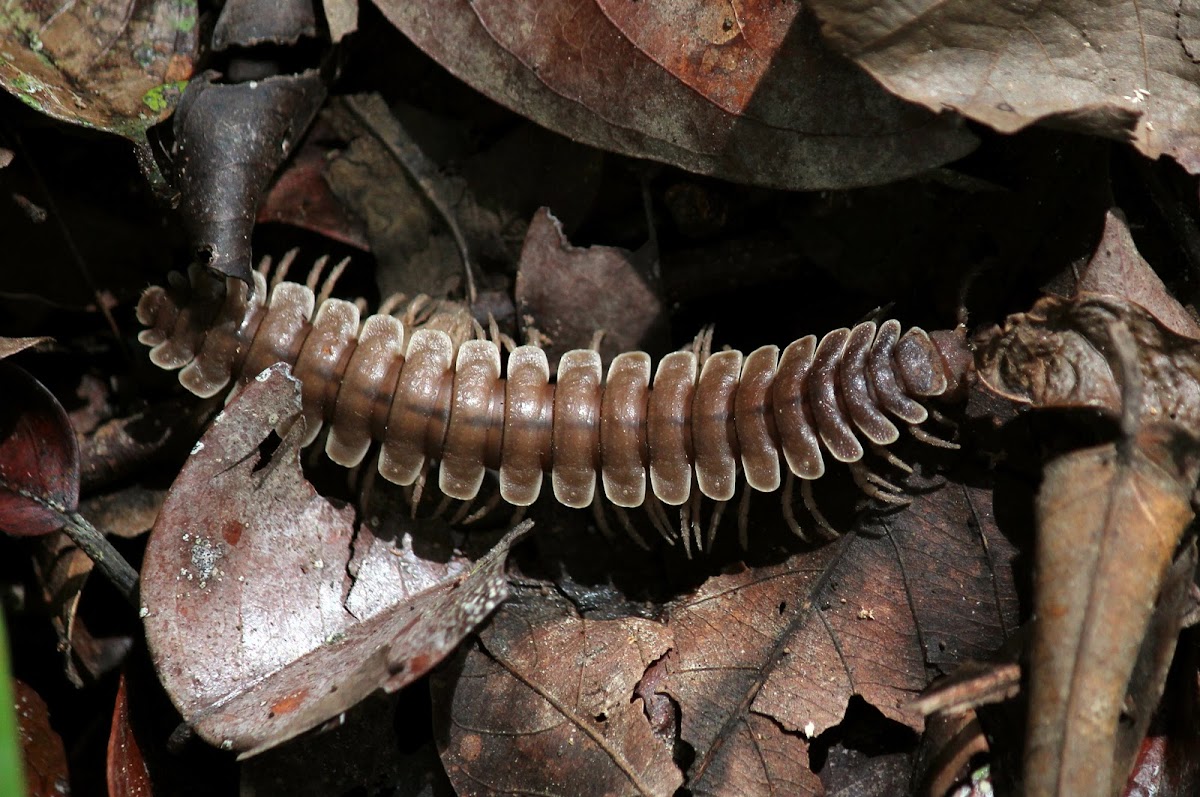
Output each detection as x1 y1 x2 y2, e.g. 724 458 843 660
62 512 139 605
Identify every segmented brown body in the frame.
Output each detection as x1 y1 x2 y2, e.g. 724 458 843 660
137 272 971 511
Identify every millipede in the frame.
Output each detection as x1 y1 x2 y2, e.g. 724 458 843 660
137 256 974 550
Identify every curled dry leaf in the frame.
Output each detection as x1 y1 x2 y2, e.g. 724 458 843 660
1027 433 1199 797
807 0 1200 172
0 0 196 157
977 294 1200 428
377 0 976 190
141 364 524 756
172 70 327 284
0 361 80 536
515 207 669 370
433 595 682 797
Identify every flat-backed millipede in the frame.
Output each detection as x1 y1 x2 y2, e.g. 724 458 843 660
137 262 973 544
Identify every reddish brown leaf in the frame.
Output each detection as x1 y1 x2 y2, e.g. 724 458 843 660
433 595 682 797
377 0 976 190
0 0 196 155
15 680 68 797
0 361 80 536
141 364 523 755
108 672 152 797
515 207 669 371
807 0 1200 172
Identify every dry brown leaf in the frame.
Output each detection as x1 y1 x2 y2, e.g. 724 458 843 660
808 0 1200 172
1072 209 1200 339
141 364 524 756
433 595 682 797
1026 433 1198 797
376 0 976 190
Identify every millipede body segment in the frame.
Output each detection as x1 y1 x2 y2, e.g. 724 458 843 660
138 272 971 513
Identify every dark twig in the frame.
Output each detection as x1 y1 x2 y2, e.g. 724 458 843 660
60 512 139 606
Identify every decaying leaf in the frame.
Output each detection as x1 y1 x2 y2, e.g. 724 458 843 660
433 594 682 797
977 290 1200 795
515 207 669 370
141 364 525 756
171 70 327 284
0 360 80 536
377 0 976 190
807 0 1200 172
0 0 196 175
977 294 1200 426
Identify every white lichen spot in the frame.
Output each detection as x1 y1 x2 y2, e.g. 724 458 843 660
182 532 190 541
803 721 816 738
191 441 204 455
255 370 271 382
313 559 324 570
191 536 221 582
139 606 150 618
220 739 233 750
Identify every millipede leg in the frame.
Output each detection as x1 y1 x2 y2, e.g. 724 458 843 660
430 493 453 520
644 495 676 545
801 479 840 540
909 424 960 450
409 461 433 518
316 257 352 305
270 247 300 290
588 329 606 352
507 505 527 528
378 292 408 317
462 487 503 525
705 499 728 551
689 491 705 552
781 473 811 542
870 443 914 475
738 488 752 550
449 497 476 525
678 504 693 559
849 462 911 506
591 500 619 544
304 254 331 294
613 505 651 550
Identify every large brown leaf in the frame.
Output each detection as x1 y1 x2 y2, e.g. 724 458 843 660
375 0 976 190
807 0 1200 172
141 364 525 756
656 481 1017 795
